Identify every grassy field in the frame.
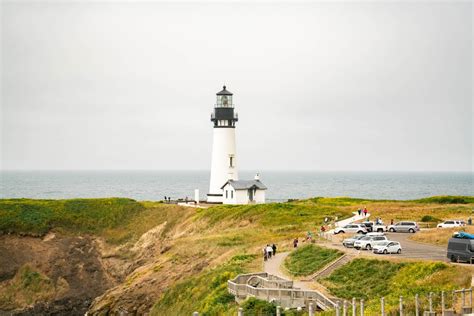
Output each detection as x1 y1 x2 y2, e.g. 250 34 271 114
284 244 343 276
321 258 472 314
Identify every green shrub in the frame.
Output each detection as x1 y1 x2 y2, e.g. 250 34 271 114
421 215 442 222
241 298 276 315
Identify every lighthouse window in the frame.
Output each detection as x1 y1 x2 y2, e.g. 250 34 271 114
229 156 233 167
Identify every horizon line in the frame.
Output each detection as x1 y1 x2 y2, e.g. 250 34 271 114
1 169 473 173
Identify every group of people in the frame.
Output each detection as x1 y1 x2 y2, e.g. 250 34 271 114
263 244 277 261
357 207 369 217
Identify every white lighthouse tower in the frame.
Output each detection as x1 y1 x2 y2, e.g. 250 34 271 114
207 86 239 203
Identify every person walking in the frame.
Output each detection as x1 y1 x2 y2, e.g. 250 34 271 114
266 244 273 259
272 244 277 256
263 247 267 261
357 208 362 216
390 218 394 225
363 207 368 217
293 238 299 248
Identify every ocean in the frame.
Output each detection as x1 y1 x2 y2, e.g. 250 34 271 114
0 171 472 202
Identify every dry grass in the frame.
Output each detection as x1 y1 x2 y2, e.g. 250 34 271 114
410 226 474 246
365 202 473 224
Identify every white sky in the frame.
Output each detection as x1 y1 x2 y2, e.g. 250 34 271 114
1 1 472 171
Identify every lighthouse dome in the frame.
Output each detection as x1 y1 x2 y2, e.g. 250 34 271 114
216 85 233 96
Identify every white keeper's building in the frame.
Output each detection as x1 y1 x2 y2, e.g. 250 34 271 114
207 86 267 205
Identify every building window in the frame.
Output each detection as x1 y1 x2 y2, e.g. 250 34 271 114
231 190 233 199
226 190 228 198
229 156 233 167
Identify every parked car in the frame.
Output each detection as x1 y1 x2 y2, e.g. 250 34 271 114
373 241 402 254
342 234 365 248
334 224 367 234
354 235 388 250
360 221 387 233
447 237 474 263
387 221 419 233
437 220 462 228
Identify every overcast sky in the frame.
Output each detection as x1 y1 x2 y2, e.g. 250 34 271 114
1 1 472 172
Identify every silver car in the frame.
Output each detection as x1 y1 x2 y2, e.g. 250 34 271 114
387 221 419 233
342 235 365 248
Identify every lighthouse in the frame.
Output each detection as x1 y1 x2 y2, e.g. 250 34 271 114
207 86 267 204
207 86 239 203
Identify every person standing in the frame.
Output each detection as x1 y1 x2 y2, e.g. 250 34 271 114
263 247 267 261
266 245 273 259
272 244 277 256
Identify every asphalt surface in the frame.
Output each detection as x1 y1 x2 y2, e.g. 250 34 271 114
326 231 449 262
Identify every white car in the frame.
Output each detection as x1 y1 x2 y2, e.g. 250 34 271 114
354 235 388 250
334 224 367 235
437 220 462 228
373 241 402 254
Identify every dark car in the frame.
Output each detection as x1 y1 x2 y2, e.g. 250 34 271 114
447 238 474 263
361 222 374 232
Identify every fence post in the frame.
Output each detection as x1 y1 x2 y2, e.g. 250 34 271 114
238 307 243 316
276 305 281 316
352 297 356 316
399 296 403 316
462 288 466 307
336 301 341 316
470 287 473 308
360 299 364 316
429 292 433 313
381 297 385 316
308 303 314 316
415 293 419 316
442 291 445 315
343 300 348 316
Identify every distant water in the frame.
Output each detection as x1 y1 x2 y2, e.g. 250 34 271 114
0 171 472 202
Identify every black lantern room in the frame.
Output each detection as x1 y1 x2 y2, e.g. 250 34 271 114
211 86 238 128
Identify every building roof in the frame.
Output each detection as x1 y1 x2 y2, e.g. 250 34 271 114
221 179 267 190
216 85 233 96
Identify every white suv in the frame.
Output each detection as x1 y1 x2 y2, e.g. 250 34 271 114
334 224 367 235
437 220 461 228
354 235 389 250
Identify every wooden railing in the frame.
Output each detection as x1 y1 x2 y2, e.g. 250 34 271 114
228 272 337 311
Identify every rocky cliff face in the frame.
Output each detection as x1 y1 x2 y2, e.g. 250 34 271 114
0 233 123 315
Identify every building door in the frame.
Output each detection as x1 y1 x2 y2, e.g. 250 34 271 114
248 189 254 201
